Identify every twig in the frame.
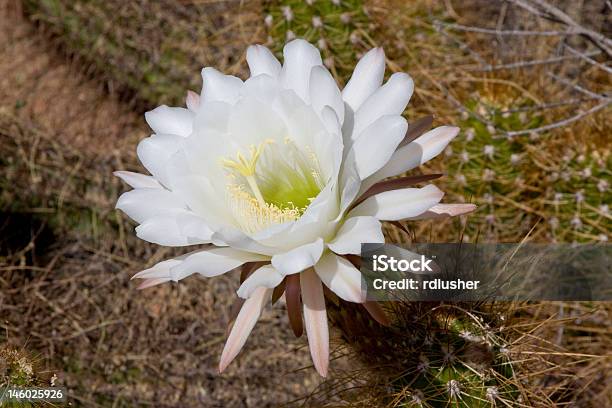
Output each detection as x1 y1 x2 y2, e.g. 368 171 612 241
470 50 601 72
500 99 611 137
434 24 491 68
507 0 612 56
547 73 607 100
498 97 597 113
565 45 612 75
436 21 574 36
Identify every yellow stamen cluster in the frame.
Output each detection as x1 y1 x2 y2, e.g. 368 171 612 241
226 185 303 234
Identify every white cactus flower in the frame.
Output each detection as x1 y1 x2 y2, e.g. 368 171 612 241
115 39 473 377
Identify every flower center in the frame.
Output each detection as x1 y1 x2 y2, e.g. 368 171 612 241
222 139 323 233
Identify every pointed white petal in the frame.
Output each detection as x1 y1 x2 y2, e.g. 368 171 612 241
315 252 365 303
135 211 212 247
328 216 384 255
350 115 408 179
201 67 243 105
247 44 282 77
170 247 269 281
405 203 477 220
280 39 322 102
301 268 329 377
135 215 191 246
371 126 460 182
136 134 183 187
115 188 186 224
113 171 162 189
145 105 194 137
131 253 196 283
271 239 325 275
348 184 444 221
352 73 413 139
219 287 271 372
309 66 344 123
132 257 185 280
342 47 385 112
237 264 283 299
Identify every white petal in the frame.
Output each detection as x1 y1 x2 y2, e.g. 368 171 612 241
405 203 477 220
116 188 186 224
328 216 383 255
135 211 212 247
136 134 183 187
309 66 344 124
247 45 282 78
342 47 385 112
211 227 278 256
280 39 322 102
237 264 283 299
227 97 287 147
145 106 194 137
301 268 329 377
240 74 280 104
315 252 365 303
348 184 444 221
271 239 325 275
170 247 269 281
353 73 413 139
350 115 408 180
131 252 196 283
371 126 459 182
136 215 191 246
219 287 271 372
113 171 162 189
201 67 243 105
193 101 232 135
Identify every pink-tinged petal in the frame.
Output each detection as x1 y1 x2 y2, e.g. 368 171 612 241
271 239 325 276
246 44 282 78
113 171 162 189
342 47 385 112
137 278 172 290
301 268 329 377
237 264 283 299
186 90 200 111
219 287 271 372
145 105 194 137
348 184 444 221
315 252 365 303
405 203 477 220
